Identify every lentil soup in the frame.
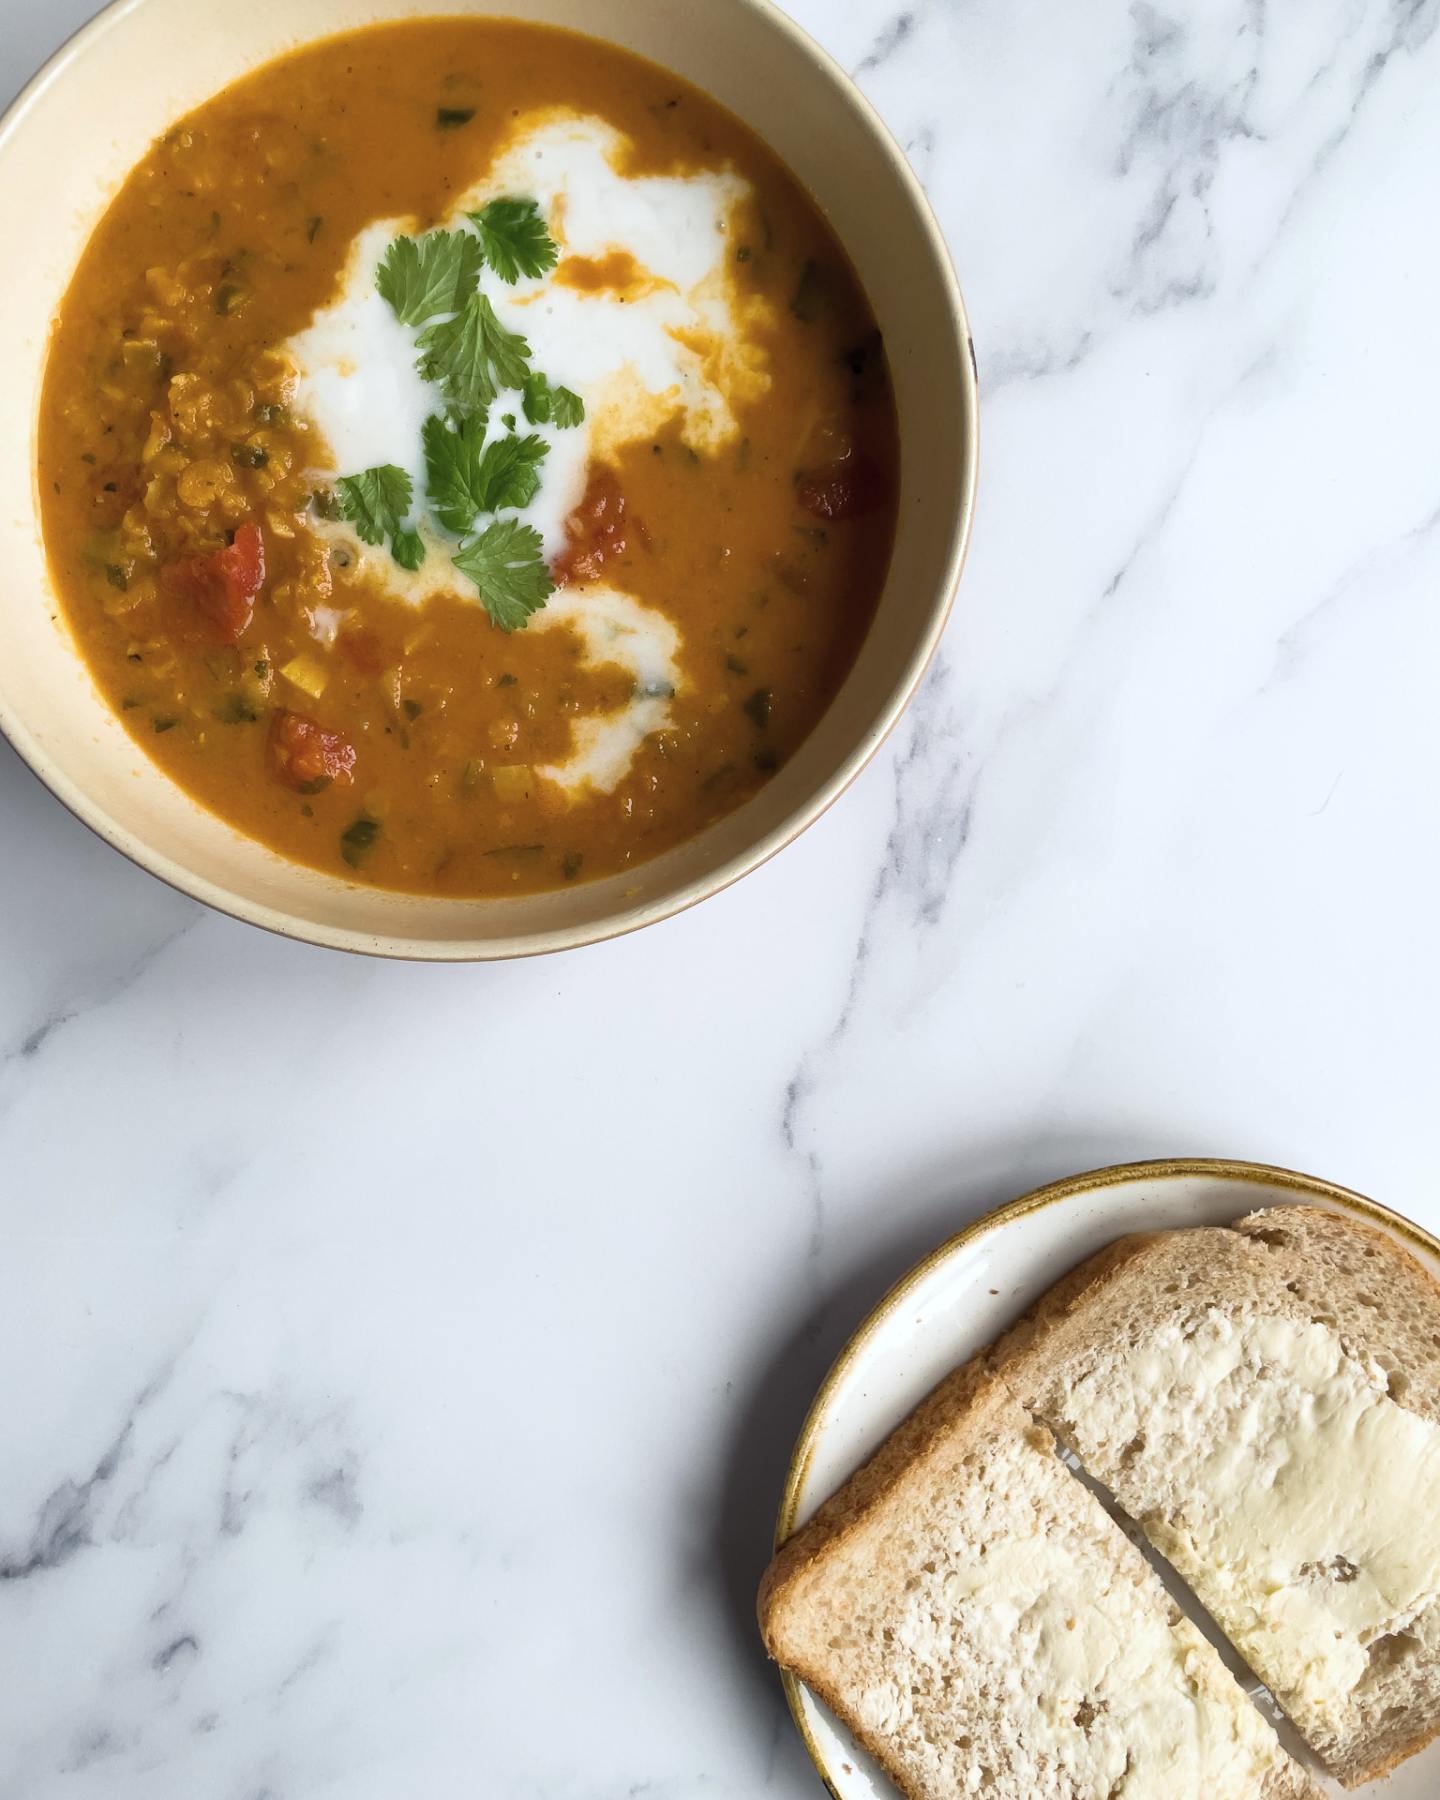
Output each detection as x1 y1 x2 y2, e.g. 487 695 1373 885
39 19 898 897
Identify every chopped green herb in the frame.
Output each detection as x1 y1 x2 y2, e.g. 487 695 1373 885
306 216 324 245
736 245 752 263
501 412 516 431
104 564 128 592
376 230 484 328
391 526 426 572
496 673 516 687
562 852 583 881
476 432 548 511
310 486 341 521
126 651 143 663
521 371 585 428
297 776 331 797
255 404 291 428
452 516 553 632
437 106 476 130
254 659 270 678
402 698 424 721
214 283 247 316
336 467 410 546
300 803 315 817
417 292 530 419
120 697 141 711
725 654 748 675
423 413 486 532
743 687 772 729
231 442 268 469
340 816 381 867
426 415 547 531
214 693 258 724
153 715 179 733
467 196 558 284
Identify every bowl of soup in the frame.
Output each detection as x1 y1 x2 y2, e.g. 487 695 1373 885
0 0 977 958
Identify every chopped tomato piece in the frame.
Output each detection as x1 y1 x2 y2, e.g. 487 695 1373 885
268 708 356 791
553 465 629 586
795 457 884 522
160 521 266 644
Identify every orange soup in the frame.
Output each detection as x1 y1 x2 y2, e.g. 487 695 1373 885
39 20 897 896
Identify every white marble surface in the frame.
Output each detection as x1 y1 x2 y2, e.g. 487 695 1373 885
2 0 1439 1794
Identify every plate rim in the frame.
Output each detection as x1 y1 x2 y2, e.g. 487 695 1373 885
770 1155 1440 1799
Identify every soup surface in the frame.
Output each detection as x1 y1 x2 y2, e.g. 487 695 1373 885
39 20 897 896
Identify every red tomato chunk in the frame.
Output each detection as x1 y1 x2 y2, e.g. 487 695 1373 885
268 708 356 791
795 458 884 522
553 466 628 585
160 521 266 644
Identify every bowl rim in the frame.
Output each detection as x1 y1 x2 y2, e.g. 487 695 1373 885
0 0 979 962
770 1155 1440 1798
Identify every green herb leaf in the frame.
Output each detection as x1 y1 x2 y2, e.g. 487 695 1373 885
436 106 476 130
417 293 531 419
376 230 484 327
422 413 489 534
335 464 413 547
423 414 549 532
476 432 549 512
467 197 558 284
391 527 426 571
340 816 381 867
452 517 554 632
522 371 585 428
214 693 258 724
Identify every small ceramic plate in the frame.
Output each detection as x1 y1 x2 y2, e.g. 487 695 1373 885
775 1157 1440 1800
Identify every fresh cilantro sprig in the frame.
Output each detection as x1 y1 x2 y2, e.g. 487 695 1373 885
335 465 425 571
467 198 559 285
417 294 531 419
376 231 484 327
423 416 549 533
350 200 583 610
453 518 554 633
522 372 585 429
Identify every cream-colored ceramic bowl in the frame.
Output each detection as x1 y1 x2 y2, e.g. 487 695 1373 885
0 0 977 959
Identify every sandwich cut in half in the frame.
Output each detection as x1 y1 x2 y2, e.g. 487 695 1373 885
759 1359 1321 1800
998 1206 1440 1788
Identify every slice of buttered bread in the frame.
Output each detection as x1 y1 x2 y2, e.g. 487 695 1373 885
759 1360 1320 1800
997 1205 1440 1788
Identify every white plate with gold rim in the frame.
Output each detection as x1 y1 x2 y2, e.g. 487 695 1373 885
772 1157 1440 1800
